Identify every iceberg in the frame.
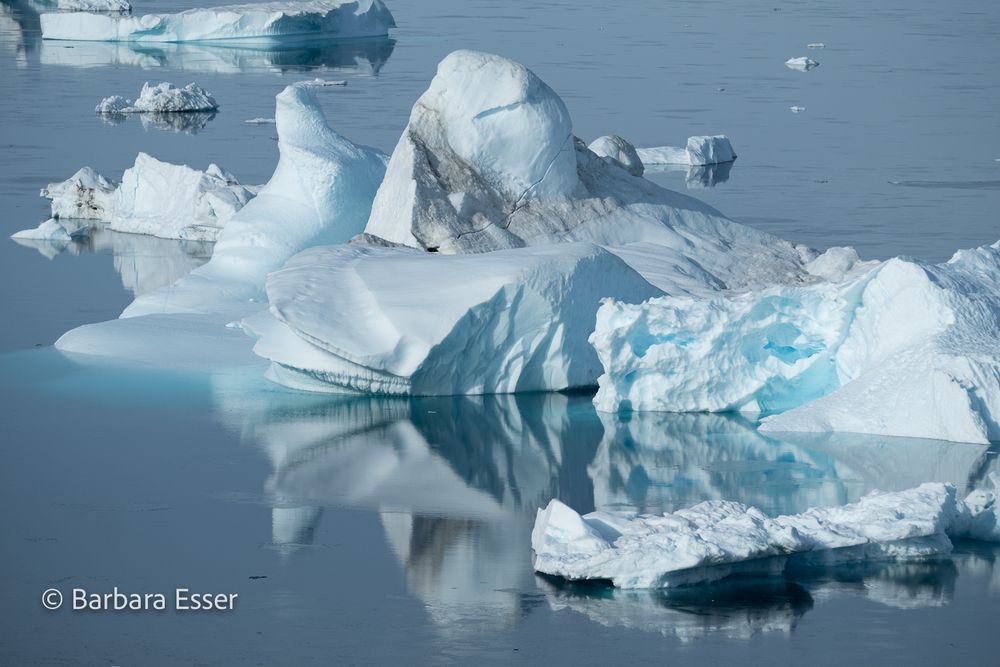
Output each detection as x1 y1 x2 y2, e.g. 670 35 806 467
587 135 644 177
11 218 73 241
532 478 1000 589
785 56 820 72
636 135 737 166
40 1 396 43
592 243 1000 444
55 0 130 12
247 243 662 394
38 154 256 241
95 82 218 113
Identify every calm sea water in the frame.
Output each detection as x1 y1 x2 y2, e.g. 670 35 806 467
1 0 999 664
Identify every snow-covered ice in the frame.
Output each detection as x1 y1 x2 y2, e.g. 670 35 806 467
96 82 218 114
11 218 74 241
592 243 1000 444
532 478 1000 588
37 154 255 241
636 136 737 166
588 135 644 177
40 1 396 43
786 57 820 72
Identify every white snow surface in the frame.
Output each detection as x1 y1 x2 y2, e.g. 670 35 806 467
636 136 737 166
785 57 820 71
247 243 662 395
56 0 131 12
593 243 1000 444
40 1 395 43
12 218 73 241
532 477 1000 588
96 82 218 113
39 154 255 241
588 135 644 177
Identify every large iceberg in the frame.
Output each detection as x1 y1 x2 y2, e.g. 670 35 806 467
532 478 1000 589
27 154 256 242
55 0 131 12
40 1 396 43
592 243 1000 444
96 82 218 114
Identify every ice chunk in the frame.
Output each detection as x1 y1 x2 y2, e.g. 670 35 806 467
39 154 256 241
588 135 644 177
789 105 806 113
298 78 347 87
594 242 1000 444
96 82 218 114
11 218 73 241
55 0 131 12
247 242 662 395
807 43 825 49
636 136 737 166
532 482 1000 588
244 117 276 124
40 1 396 43
785 57 820 72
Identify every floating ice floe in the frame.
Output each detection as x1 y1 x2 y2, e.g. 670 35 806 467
21 154 256 242
532 477 1000 589
96 82 218 114
244 117 276 124
298 77 347 87
785 57 820 72
807 42 825 49
40 1 396 43
635 135 737 166
790 105 806 113
592 243 1000 444
11 218 74 242
55 0 131 12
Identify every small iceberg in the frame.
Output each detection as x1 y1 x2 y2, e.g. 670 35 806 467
244 117 276 124
789 105 806 113
40 1 396 43
33 154 256 241
532 478 1000 589
785 56 820 72
636 135 737 166
11 218 74 242
96 82 218 114
298 77 347 87
588 135 645 177
807 42 825 49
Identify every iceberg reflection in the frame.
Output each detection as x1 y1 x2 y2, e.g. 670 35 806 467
39 37 396 75
643 160 733 188
210 385 1000 639
12 226 210 295
98 110 218 135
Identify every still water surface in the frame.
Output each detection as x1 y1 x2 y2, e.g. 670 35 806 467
1 0 999 663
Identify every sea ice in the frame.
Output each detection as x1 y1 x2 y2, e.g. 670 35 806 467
790 105 806 113
299 78 347 87
532 479 1000 588
38 154 255 241
636 135 737 166
807 43 825 49
244 117 276 124
40 1 396 43
95 82 218 114
785 57 820 72
592 243 1000 444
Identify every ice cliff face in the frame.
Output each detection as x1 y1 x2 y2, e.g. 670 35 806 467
593 243 1000 444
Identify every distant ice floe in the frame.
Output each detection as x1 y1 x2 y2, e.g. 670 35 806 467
15 155 256 242
96 82 218 114
298 77 347 87
785 56 820 72
40 1 396 43
244 117 276 124
636 135 737 166
807 42 825 49
532 477 1000 588
790 105 806 113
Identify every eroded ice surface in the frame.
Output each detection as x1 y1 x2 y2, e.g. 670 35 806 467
636 136 737 166
96 82 218 113
593 243 1000 444
40 1 396 43
532 477 1000 588
21 154 256 241
55 0 131 12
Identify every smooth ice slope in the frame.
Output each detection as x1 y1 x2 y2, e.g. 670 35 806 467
636 136 737 166
532 478 1000 588
593 243 1000 444
34 154 255 241
247 243 662 394
96 82 218 113
40 1 396 43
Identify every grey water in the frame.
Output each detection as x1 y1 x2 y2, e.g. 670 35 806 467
1 0 999 664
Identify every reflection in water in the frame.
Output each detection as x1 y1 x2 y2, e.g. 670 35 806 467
642 160 733 188
39 37 396 75
12 227 211 295
0 1 40 66
99 110 218 135
211 384 1000 640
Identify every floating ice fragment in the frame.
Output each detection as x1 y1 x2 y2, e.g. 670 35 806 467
789 105 806 113
588 135 644 177
96 82 218 114
12 218 73 241
244 117 276 124
785 57 820 72
41 1 396 43
298 78 347 87
636 135 737 166
807 42 825 49
532 479 1000 589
